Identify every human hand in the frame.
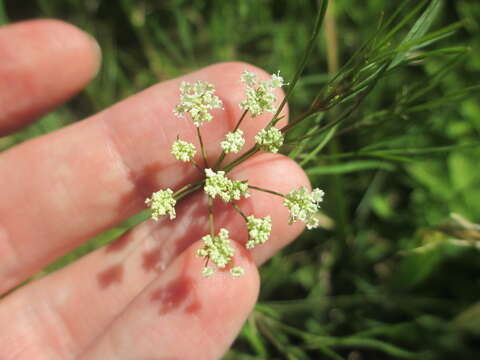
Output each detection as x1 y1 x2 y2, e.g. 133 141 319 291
0 20 309 359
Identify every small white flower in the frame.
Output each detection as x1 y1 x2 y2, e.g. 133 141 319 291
240 70 257 87
283 186 325 229
145 189 176 220
311 188 325 203
173 80 223 127
270 72 285 89
202 267 215 277
230 266 245 277
239 70 285 117
220 129 245 154
204 168 250 202
196 228 235 269
171 139 196 162
255 127 284 153
246 215 272 249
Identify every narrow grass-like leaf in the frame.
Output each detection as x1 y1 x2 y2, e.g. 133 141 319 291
300 124 338 167
374 0 429 51
271 0 329 126
288 113 325 159
390 0 442 67
307 160 395 175
307 336 420 359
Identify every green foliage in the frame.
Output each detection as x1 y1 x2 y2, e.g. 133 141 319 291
2 0 480 358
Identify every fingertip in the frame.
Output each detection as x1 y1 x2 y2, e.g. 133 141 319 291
21 19 102 75
0 19 102 134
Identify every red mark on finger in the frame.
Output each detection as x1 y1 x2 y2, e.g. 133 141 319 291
150 276 201 315
97 264 124 289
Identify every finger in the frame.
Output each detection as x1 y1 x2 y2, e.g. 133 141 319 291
0 153 306 358
0 19 101 135
0 62 287 293
79 240 259 360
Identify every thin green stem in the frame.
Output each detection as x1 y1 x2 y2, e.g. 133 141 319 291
280 108 317 134
173 183 194 198
207 196 215 237
219 2 329 174
192 160 203 172
249 185 285 198
231 203 248 222
222 146 258 173
324 0 350 239
221 107 321 174
233 109 249 132
269 0 329 128
196 127 209 168
173 180 204 200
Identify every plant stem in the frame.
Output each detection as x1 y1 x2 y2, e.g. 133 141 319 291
192 160 203 172
233 109 249 132
219 2 329 174
325 1 339 76
173 180 204 200
249 185 285 198
231 203 248 222
280 108 317 134
196 127 209 168
207 196 215 237
269 0 329 128
325 0 350 239
222 146 258 173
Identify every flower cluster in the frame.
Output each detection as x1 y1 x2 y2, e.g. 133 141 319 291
255 127 284 153
196 228 238 275
240 70 285 117
204 168 249 202
145 189 177 220
220 129 245 154
283 186 325 229
145 70 325 278
173 80 223 127
230 266 245 277
171 139 196 162
246 215 272 249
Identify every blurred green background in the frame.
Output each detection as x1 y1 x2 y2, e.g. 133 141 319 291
1 0 479 359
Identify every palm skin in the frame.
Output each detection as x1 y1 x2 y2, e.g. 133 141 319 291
0 20 308 359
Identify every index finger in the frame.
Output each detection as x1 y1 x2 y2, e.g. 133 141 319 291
0 62 288 293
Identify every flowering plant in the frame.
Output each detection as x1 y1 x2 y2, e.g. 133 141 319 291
146 70 325 277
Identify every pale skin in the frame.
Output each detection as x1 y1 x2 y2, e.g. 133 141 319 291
0 20 310 359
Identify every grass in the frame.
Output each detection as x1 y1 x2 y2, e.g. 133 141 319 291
2 0 480 358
